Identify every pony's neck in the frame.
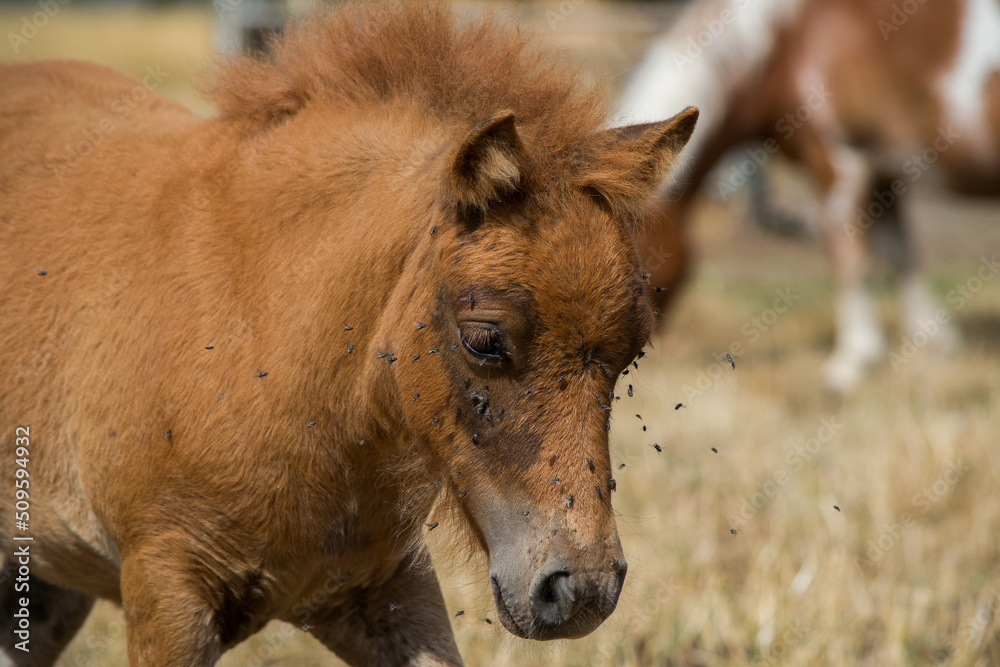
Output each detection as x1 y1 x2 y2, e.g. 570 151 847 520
214 116 442 441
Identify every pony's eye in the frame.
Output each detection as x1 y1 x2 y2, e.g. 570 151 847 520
460 324 504 359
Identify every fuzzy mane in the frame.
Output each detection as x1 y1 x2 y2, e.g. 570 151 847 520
206 2 611 167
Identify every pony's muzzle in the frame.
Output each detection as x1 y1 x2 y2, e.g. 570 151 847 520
492 557 627 640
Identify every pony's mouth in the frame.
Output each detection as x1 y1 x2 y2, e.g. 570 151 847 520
490 575 529 638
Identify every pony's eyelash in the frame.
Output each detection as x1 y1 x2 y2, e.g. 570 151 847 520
460 325 504 358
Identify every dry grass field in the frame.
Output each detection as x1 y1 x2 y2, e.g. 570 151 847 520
3 3 999 665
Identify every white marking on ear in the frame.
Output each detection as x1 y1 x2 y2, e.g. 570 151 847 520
939 0 1000 163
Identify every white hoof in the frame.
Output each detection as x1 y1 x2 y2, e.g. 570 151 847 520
822 353 867 394
822 335 884 394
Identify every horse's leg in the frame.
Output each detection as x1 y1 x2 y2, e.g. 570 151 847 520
0 557 96 667
814 142 885 392
119 547 227 667
294 549 463 667
745 156 809 239
869 177 960 355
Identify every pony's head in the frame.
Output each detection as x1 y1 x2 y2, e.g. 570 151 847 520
386 105 699 640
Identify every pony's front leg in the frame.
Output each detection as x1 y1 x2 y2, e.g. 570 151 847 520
120 543 257 667
298 549 463 667
122 556 222 667
816 142 885 393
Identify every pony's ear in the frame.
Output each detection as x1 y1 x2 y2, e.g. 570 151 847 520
582 107 699 216
449 110 523 211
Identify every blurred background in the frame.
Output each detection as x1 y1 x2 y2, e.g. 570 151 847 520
2 0 999 665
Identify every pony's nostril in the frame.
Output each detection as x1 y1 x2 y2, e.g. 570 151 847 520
531 570 576 625
541 571 569 605
515 564 625 638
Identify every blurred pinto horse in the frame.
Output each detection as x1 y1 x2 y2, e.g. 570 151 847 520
0 3 697 665
616 0 1000 392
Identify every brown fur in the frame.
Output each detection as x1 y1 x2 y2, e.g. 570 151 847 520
0 3 696 665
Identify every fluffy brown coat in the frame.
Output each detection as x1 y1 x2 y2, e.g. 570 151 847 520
0 3 696 665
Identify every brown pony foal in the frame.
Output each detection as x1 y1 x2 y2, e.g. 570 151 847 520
0 4 697 666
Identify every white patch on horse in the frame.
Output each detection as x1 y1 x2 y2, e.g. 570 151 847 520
612 0 807 170
821 143 883 393
939 0 1000 163
825 142 870 231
